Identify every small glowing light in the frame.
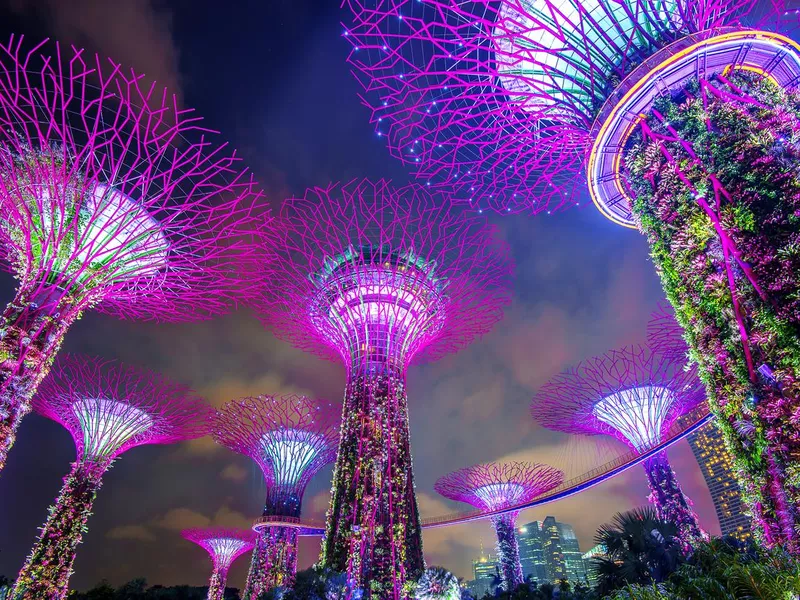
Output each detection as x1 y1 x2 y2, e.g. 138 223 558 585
73 397 153 459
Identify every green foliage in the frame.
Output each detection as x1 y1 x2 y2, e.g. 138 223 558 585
591 506 683 596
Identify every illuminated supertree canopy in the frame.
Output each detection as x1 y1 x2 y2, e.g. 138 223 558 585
344 0 800 553
213 395 339 598
0 35 268 474
531 345 707 547
12 355 211 600
435 462 564 591
253 178 512 597
182 528 256 600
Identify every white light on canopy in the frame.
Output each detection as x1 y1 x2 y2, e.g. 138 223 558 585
592 385 676 451
73 397 153 459
208 537 250 568
493 0 683 114
474 482 527 510
260 428 326 486
76 183 169 279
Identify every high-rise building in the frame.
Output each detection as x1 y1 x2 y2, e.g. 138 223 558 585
557 522 588 584
581 544 606 586
467 546 498 598
688 422 752 542
517 522 548 584
541 517 567 583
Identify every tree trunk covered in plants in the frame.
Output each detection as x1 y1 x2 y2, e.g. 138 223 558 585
206 567 227 600
13 460 105 599
243 527 298 599
624 70 800 552
643 451 705 547
319 367 424 599
491 513 523 591
0 284 80 473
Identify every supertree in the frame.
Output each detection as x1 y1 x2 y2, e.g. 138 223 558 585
253 178 512 597
531 345 707 548
182 528 256 600
342 0 800 550
0 35 267 473
12 355 211 599
414 567 460 600
213 395 339 598
434 462 563 591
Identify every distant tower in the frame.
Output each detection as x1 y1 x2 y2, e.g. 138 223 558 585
541 517 566 584
13 355 211 599
435 461 564 591
182 528 256 600
556 522 587 584
253 179 512 595
532 345 707 547
688 424 753 543
213 395 339 598
516 522 547 584
0 36 266 474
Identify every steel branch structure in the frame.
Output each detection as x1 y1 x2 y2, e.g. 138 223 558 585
435 462 563 591
213 395 339 598
12 355 211 600
0 35 268 474
182 528 256 600
253 178 512 597
532 345 706 547
344 0 800 552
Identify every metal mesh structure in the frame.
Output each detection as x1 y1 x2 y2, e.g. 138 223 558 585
213 395 339 597
0 34 269 474
435 462 563 591
214 394 339 518
35 354 212 462
342 0 800 552
532 344 706 546
182 528 256 600
647 301 691 365
341 0 790 214
252 178 512 597
13 355 211 600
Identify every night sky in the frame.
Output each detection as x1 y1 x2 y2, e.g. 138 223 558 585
0 0 721 590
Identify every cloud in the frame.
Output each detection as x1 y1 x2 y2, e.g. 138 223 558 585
106 524 156 542
220 463 248 482
9 0 183 103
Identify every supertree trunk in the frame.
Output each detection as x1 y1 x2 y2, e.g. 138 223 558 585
243 527 298 599
625 71 800 552
491 513 523 591
12 460 105 599
642 451 705 547
207 566 228 600
319 368 424 598
0 284 80 473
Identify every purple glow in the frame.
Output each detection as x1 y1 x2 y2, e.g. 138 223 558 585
259 428 327 486
34 354 212 463
532 345 704 451
593 386 676 451
253 179 512 593
341 0 790 213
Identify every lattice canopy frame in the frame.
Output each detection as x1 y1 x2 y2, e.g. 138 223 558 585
0 34 269 474
435 461 563 591
12 355 211 600
182 528 256 600
252 178 512 597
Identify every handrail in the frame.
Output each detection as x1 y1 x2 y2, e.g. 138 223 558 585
286 406 712 535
